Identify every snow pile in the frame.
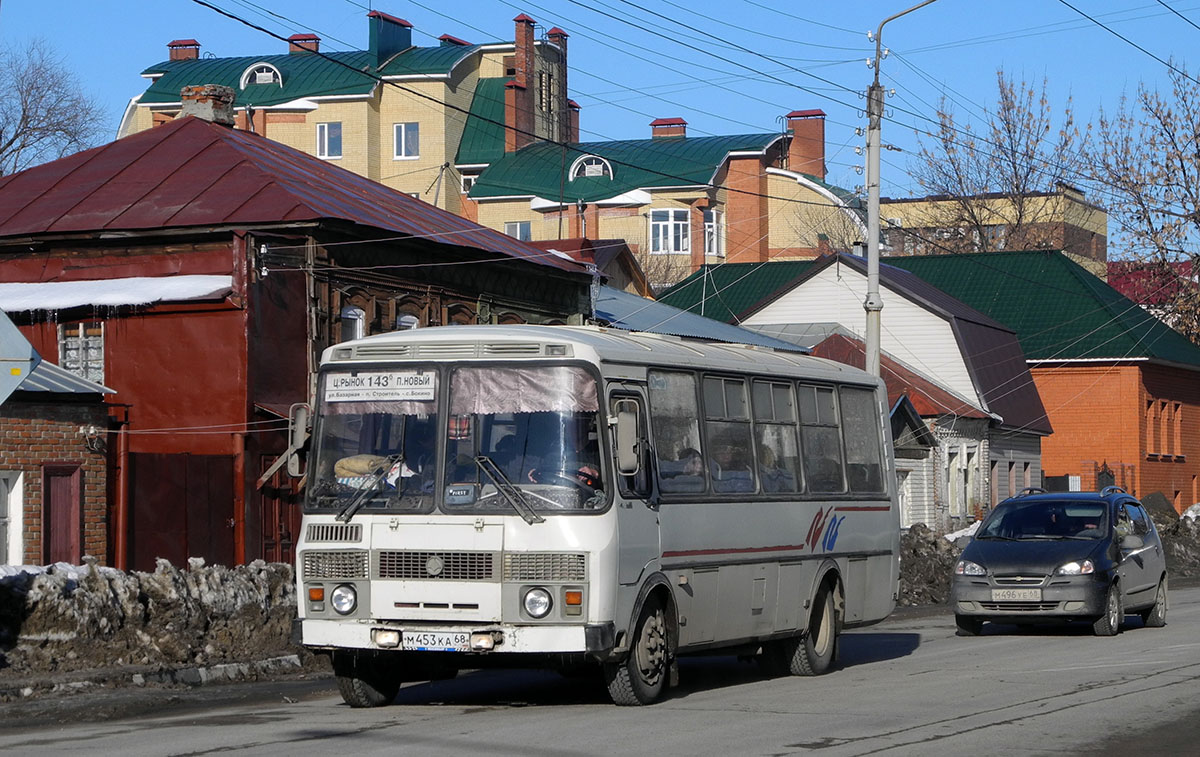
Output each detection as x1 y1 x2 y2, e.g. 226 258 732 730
0 557 296 676
899 523 963 606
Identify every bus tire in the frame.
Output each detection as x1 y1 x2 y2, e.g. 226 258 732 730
333 653 400 708
604 596 669 705
786 583 838 676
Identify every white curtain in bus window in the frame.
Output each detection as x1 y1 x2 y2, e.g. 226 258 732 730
648 371 704 493
703 376 755 494
840 386 884 493
752 380 801 493
798 384 845 493
449 366 597 414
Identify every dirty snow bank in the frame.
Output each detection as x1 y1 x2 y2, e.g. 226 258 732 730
0 557 296 676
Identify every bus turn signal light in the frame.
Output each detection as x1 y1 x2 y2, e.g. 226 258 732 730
565 590 583 605
308 587 325 602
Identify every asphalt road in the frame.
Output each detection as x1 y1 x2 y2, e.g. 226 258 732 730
2 588 1199 756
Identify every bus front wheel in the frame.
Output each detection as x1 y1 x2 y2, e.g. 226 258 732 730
605 596 669 705
333 652 400 708
770 583 838 677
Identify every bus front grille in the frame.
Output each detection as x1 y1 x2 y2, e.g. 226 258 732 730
503 552 587 582
377 551 496 580
306 523 362 543
302 550 368 579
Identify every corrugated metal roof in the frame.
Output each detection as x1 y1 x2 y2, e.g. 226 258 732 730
469 133 784 203
0 116 584 274
1 311 111 400
379 44 482 76
657 260 818 322
19 359 113 395
886 251 1200 366
455 78 508 165
593 286 807 353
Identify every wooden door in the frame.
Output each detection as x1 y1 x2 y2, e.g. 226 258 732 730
259 455 301 564
43 465 81 564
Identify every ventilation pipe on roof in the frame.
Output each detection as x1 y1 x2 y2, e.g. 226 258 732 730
288 34 320 54
167 39 200 61
368 10 413 67
650 118 687 139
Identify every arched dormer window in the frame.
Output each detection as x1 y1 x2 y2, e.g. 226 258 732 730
239 62 283 89
569 155 613 181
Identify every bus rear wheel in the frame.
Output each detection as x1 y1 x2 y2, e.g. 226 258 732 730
769 583 838 677
605 597 669 705
333 652 400 708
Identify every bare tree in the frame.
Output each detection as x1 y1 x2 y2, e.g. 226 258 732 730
1088 64 1200 342
905 71 1083 255
0 40 106 176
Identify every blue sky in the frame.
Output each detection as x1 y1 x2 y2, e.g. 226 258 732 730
0 1 1193 197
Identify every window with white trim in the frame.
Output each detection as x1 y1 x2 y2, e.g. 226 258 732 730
461 174 477 193
703 209 724 257
58 322 104 384
316 122 342 159
394 122 419 159
239 63 283 89
650 209 690 255
504 221 531 241
570 155 612 180
340 305 365 342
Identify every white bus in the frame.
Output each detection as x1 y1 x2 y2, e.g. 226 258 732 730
292 325 900 706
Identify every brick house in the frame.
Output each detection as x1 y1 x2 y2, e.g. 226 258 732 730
887 250 1200 513
0 97 591 571
1 313 111 565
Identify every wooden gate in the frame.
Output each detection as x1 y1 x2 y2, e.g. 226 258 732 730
258 455 301 565
129 453 235 571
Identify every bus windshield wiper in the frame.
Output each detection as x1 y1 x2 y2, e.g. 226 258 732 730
475 455 544 525
336 454 401 522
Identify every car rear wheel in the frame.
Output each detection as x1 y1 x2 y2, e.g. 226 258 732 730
955 614 983 636
1140 576 1168 628
1092 583 1121 637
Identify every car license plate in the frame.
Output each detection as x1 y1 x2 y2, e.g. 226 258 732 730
401 630 470 652
991 588 1042 602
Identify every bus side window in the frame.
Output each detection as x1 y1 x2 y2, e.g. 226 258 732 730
752 380 801 493
841 386 885 494
704 376 755 494
648 371 705 494
799 384 845 493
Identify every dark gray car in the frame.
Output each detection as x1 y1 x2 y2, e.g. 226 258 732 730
951 487 1168 636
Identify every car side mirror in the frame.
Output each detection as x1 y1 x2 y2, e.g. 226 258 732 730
1120 533 1144 550
287 403 311 477
614 403 640 476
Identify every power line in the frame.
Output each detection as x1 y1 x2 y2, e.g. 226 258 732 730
1057 0 1200 86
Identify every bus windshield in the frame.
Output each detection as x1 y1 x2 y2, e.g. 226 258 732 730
307 366 440 514
443 365 606 513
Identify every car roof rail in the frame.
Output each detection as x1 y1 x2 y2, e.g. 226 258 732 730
1016 487 1047 497
1100 485 1127 496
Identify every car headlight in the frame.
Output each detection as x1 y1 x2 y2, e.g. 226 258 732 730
523 587 553 618
330 584 358 615
1054 559 1095 576
955 560 986 576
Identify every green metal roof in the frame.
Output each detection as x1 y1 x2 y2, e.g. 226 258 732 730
468 133 784 203
139 44 482 109
455 78 508 165
656 260 818 323
884 251 1200 366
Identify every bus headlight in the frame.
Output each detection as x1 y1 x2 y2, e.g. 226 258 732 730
331 584 358 615
523 587 553 618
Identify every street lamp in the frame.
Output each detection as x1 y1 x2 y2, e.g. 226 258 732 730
864 0 939 377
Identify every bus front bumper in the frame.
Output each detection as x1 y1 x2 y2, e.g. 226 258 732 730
300 618 614 655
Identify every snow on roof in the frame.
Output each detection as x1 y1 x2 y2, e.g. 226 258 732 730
0 275 233 312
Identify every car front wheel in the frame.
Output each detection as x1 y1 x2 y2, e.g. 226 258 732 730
1092 583 1121 637
955 614 983 636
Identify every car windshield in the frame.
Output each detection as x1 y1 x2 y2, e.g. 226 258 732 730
977 499 1108 540
442 364 605 513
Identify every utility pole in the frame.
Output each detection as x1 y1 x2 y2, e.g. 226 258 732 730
865 0 938 377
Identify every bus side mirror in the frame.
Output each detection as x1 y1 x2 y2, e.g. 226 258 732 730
615 405 640 476
287 403 311 477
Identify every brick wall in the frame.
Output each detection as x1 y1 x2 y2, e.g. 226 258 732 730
0 399 109 564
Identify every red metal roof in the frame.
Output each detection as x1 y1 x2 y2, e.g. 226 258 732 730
367 10 411 27
0 116 585 273
650 117 687 126
786 109 825 119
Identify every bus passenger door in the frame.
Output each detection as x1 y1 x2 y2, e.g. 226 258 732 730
609 387 660 586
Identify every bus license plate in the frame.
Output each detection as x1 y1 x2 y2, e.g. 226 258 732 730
991 588 1041 602
401 631 470 652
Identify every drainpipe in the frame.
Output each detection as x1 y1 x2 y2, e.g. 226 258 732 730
233 431 246 565
113 408 130 570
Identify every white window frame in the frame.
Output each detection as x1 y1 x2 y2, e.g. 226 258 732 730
394 122 419 160
569 155 613 181
504 221 532 241
461 174 477 193
650 208 690 255
58 322 104 384
1 471 21 566
340 305 366 342
317 122 342 159
238 62 283 89
703 208 725 258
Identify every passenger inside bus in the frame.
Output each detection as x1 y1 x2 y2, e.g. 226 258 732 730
758 446 797 493
710 445 754 493
659 447 705 493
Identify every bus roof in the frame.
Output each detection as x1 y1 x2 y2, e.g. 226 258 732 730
321 325 880 387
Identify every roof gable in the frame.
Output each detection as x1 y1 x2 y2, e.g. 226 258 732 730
886 251 1200 366
656 260 818 322
0 116 583 273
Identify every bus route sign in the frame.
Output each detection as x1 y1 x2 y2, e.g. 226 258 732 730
324 371 435 402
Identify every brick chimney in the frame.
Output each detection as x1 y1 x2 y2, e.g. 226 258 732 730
167 39 200 61
180 85 236 127
547 28 570 143
506 14 537 152
288 34 320 54
651 117 687 139
568 99 581 143
786 109 826 179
